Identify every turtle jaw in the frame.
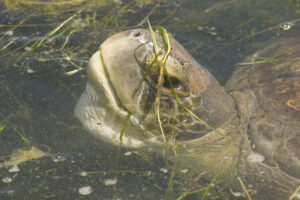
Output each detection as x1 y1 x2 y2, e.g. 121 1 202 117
74 29 163 148
75 50 150 148
98 29 158 117
87 50 127 116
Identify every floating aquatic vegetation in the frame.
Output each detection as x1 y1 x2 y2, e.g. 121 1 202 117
147 20 170 146
176 168 223 200
289 185 300 200
0 146 46 168
238 177 253 200
0 0 183 76
144 23 235 148
239 56 300 65
1 0 299 199
0 113 30 145
0 122 6 133
2 0 110 12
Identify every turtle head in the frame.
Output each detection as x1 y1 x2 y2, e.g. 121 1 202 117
75 29 235 146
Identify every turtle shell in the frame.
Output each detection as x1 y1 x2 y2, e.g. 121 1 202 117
226 37 300 179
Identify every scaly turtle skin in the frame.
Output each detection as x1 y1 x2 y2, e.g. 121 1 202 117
74 29 300 199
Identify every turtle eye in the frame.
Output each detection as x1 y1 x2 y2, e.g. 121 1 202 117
151 75 181 89
133 31 141 37
163 75 181 89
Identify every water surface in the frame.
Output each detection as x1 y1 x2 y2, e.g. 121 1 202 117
0 0 299 199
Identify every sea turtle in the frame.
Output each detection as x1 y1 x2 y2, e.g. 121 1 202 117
74 29 300 199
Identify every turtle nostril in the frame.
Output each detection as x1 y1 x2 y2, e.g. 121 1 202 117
133 31 141 37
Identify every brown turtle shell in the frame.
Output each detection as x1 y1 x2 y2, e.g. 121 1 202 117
226 37 300 179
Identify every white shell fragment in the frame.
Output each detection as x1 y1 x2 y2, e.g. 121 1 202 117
52 156 66 163
8 165 20 173
26 68 35 74
104 178 118 186
4 30 13 36
124 151 132 156
229 188 242 197
247 153 265 163
24 47 32 51
2 177 13 183
80 171 88 177
279 22 295 31
180 169 189 173
159 168 168 173
78 186 92 195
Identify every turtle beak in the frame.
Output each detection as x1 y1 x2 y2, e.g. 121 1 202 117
91 29 157 116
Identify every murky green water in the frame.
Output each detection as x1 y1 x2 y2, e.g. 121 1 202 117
0 0 299 199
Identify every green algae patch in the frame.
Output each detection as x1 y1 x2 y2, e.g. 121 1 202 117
0 146 46 168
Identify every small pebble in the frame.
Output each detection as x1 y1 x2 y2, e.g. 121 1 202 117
104 178 117 186
187 149 194 153
80 171 88 177
180 169 189 173
9 165 20 173
52 156 65 162
113 0 122 4
124 151 132 156
159 168 168 173
65 55 71 61
247 153 265 163
4 30 13 36
230 189 242 197
2 177 13 183
24 47 32 51
78 186 92 195
197 26 204 31
144 171 151 176
26 68 35 74
279 22 295 31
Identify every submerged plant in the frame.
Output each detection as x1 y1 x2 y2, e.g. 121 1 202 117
140 22 235 149
239 56 300 65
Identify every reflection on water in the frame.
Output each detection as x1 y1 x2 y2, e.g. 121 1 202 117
0 0 299 199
